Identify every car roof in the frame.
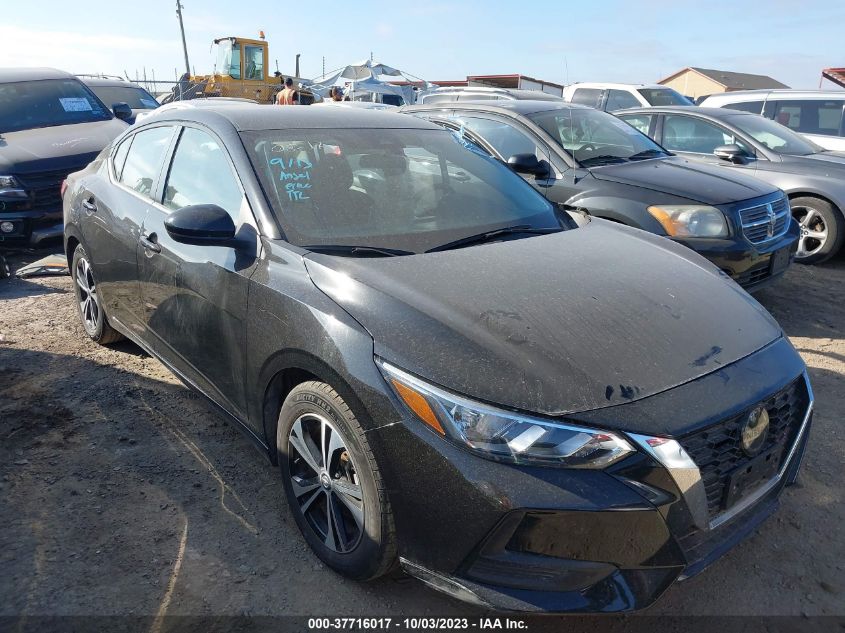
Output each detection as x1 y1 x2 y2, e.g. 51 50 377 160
566 82 666 90
0 67 75 83
616 105 753 118
424 87 564 101
404 100 590 117
142 102 441 131
703 89 845 100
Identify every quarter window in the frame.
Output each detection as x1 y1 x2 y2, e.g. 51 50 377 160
662 115 750 154
118 126 174 198
163 127 244 216
111 136 132 180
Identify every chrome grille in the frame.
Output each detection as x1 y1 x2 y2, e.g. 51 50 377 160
13 163 91 213
738 196 790 244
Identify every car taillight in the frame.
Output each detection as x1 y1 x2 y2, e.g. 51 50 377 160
60 180 68 199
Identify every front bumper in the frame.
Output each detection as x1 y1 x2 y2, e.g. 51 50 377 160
368 338 811 613
675 218 799 293
0 207 64 247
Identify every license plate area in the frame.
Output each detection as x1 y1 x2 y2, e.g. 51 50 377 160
723 446 783 510
770 246 791 276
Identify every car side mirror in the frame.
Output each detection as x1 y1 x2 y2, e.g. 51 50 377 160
713 144 749 165
164 204 236 246
112 102 133 122
507 153 551 179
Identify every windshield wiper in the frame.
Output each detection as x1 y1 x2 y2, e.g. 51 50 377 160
303 244 414 257
426 225 562 253
578 155 628 167
628 148 667 160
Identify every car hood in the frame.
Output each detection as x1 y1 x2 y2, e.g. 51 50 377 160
588 157 777 205
303 221 781 422
797 151 845 168
0 119 127 173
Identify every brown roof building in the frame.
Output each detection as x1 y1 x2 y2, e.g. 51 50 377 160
658 67 789 99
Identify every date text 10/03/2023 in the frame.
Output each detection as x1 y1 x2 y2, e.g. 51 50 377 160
270 156 313 202
307 618 528 630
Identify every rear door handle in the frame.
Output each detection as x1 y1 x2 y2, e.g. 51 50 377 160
140 232 161 254
82 197 97 213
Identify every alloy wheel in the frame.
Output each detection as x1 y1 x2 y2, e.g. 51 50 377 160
793 204 828 259
287 413 365 553
75 256 100 333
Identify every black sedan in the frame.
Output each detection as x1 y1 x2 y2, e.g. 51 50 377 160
401 101 799 292
63 104 813 613
617 106 845 264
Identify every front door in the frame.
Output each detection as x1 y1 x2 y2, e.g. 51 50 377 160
137 125 260 420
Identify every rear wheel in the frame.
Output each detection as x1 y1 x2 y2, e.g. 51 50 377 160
791 197 844 264
277 381 396 580
71 245 124 345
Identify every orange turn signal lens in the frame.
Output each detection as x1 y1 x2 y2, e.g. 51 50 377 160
390 379 445 435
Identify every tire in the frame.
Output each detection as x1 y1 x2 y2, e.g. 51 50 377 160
277 381 396 580
71 245 124 345
791 196 844 264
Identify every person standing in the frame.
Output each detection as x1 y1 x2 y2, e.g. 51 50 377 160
276 77 299 105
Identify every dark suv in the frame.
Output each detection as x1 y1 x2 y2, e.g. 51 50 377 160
0 68 128 248
401 101 799 291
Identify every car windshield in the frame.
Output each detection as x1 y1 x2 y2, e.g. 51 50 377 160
0 78 112 133
527 107 669 166
243 127 563 253
638 88 693 106
725 113 820 156
88 85 159 110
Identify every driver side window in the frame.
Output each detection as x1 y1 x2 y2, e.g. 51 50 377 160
662 115 752 155
453 115 546 164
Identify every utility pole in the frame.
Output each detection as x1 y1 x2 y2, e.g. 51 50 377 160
295 54 301 79
176 1 191 78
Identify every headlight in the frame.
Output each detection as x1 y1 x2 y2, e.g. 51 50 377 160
647 205 728 238
377 359 634 468
0 175 20 189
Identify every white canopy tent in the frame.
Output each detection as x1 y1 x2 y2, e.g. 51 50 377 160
308 60 433 104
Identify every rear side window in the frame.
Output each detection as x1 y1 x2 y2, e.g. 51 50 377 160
722 100 764 114
773 100 845 137
605 89 641 111
118 126 174 198
570 88 603 108
163 127 244 217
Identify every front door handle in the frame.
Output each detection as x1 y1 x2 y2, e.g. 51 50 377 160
82 197 97 213
140 232 161 254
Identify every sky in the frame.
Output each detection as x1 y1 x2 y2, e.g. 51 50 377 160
2 0 843 91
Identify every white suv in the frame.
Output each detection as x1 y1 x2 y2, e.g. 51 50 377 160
562 82 693 111
700 90 845 151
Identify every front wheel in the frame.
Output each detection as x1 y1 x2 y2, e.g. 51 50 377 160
71 245 124 345
791 197 844 264
277 381 396 580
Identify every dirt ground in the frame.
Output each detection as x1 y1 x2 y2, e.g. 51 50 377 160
1 247 843 626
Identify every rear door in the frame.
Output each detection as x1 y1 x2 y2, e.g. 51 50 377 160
137 124 260 420
84 125 175 333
